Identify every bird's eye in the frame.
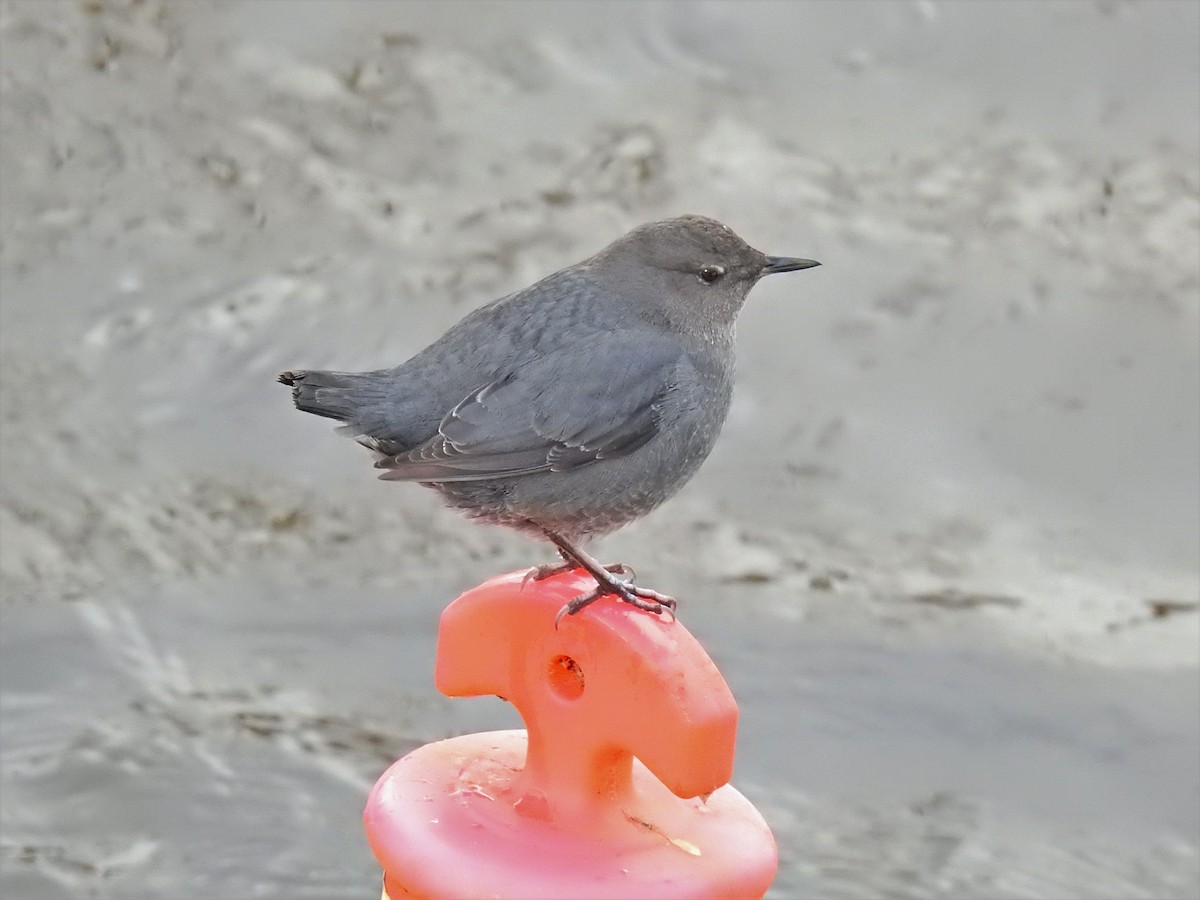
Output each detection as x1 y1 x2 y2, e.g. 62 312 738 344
697 265 725 285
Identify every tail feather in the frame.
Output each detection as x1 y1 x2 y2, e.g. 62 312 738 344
278 369 385 424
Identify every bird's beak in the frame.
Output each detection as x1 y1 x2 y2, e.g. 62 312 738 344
761 256 821 275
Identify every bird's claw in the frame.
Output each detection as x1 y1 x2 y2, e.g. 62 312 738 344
523 563 566 587
553 581 677 629
524 561 635 589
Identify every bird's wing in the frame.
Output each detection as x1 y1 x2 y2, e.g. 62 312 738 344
374 334 682 483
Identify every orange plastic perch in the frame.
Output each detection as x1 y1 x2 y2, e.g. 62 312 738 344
363 569 777 899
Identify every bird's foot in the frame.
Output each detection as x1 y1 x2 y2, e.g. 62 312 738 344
529 525 676 627
554 578 677 629
523 560 634 587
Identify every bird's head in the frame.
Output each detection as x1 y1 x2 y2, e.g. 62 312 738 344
587 215 819 338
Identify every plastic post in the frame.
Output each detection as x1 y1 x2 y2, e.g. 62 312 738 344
363 570 778 899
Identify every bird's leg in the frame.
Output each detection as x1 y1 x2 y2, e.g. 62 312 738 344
522 548 634 586
537 528 676 625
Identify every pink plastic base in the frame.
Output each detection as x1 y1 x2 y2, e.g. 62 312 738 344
365 729 777 900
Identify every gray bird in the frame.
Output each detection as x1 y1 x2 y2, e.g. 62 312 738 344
279 215 818 621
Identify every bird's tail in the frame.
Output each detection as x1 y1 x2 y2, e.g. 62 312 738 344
277 369 388 424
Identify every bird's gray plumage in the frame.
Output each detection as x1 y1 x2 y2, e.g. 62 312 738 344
279 215 819 581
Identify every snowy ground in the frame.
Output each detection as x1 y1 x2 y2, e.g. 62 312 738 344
1 1 1197 897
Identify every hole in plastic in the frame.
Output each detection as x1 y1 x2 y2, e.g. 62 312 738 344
547 654 585 700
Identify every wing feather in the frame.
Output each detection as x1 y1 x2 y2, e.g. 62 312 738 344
375 335 680 483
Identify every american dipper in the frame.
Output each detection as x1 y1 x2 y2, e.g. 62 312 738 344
279 215 818 621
